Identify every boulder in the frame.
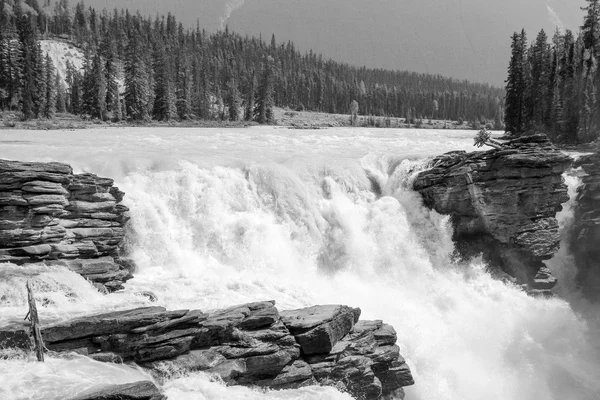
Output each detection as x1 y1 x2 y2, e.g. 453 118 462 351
413 134 571 291
280 305 360 354
0 159 133 291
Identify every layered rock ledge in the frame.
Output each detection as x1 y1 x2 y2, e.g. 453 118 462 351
413 134 571 294
0 159 132 291
1 302 414 399
572 151 600 300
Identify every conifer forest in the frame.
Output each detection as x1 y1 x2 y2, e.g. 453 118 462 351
504 0 600 144
0 0 504 125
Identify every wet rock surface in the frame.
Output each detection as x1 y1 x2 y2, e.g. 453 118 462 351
572 151 600 300
0 159 132 291
1 303 414 399
68 381 165 400
413 134 571 293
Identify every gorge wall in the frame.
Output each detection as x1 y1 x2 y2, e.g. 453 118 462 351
412 134 572 295
572 150 600 300
0 159 133 292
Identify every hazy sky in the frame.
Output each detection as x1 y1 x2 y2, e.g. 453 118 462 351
83 0 586 85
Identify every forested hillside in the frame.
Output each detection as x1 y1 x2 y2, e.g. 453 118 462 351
0 0 504 124
504 0 600 144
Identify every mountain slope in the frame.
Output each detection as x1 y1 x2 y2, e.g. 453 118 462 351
78 0 584 85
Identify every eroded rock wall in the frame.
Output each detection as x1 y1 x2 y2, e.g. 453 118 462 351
412 134 571 294
0 159 132 291
572 151 600 300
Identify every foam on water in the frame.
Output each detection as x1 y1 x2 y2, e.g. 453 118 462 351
1 127 599 400
0 353 154 400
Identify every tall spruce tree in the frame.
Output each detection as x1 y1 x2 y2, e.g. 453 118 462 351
245 72 256 121
55 72 66 113
226 77 242 121
82 53 107 119
42 53 56 118
254 58 274 124
504 32 527 135
175 52 192 119
16 7 40 120
124 35 151 121
529 30 551 128
152 46 177 121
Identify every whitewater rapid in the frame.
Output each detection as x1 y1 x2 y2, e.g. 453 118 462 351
0 127 599 400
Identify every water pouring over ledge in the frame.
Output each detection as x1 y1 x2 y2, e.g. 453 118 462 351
0 126 599 400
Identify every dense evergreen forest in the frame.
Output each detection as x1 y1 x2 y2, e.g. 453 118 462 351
505 0 600 144
0 0 505 124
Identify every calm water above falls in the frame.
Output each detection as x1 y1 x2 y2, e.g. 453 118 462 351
0 127 599 400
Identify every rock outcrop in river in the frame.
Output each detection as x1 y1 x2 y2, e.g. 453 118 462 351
412 134 571 295
0 159 132 292
572 151 600 300
1 302 414 400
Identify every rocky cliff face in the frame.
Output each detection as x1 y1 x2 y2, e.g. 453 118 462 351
412 134 572 294
572 151 600 300
1 302 414 400
0 159 132 291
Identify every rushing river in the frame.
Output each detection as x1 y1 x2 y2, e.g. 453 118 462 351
0 127 599 400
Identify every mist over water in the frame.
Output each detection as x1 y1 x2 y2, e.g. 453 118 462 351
1 127 599 400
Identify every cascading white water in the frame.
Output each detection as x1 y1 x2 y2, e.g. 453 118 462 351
1 127 599 400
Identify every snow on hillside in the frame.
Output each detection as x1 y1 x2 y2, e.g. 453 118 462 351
39 40 84 86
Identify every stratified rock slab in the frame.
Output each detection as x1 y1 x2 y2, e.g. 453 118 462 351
0 159 133 291
413 134 571 291
1 302 414 400
280 305 360 354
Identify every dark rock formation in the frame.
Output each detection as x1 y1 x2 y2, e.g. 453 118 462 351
0 159 132 291
572 151 600 300
68 381 165 400
413 134 571 294
2 302 414 399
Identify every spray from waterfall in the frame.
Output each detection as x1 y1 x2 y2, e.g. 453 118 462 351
220 0 246 29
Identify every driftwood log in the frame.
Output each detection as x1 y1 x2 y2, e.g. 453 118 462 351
25 281 45 362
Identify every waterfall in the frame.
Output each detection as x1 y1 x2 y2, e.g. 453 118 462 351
1 127 599 400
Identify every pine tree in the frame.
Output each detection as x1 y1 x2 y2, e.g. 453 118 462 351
124 35 151 121
102 38 119 117
42 53 56 118
175 53 192 119
16 8 41 120
529 30 551 128
580 0 600 141
254 58 274 124
34 43 47 118
82 53 107 119
55 72 66 113
152 46 177 121
245 72 256 121
582 0 600 53
226 77 242 121
0 29 9 110
504 32 526 135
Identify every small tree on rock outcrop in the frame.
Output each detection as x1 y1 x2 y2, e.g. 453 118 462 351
474 128 505 150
